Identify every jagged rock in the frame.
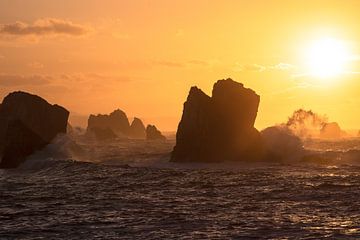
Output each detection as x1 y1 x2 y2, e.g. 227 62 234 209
146 125 166 141
129 117 146 139
320 122 346 139
171 78 264 162
0 91 69 168
87 109 130 137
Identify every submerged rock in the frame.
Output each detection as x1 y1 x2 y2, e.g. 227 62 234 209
129 117 146 139
146 125 166 141
87 109 130 137
0 91 69 168
171 78 264 162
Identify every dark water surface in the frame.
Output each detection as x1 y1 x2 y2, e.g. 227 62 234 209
1 136 360 239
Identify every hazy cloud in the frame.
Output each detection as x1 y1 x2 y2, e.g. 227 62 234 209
151 59 216 68
78 73 133 82
292 71 360 79
0 72 136 88
271 63 294 71
234 62 295 72
0 18 90 37
242 64 267 72
187 60 211 66
152 60 185 68
0 74 50 86
27 61 44 69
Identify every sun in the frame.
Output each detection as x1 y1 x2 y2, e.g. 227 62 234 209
305 38 351 79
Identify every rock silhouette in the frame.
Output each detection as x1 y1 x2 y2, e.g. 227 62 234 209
87 109 130 137
171 78 264 162
261 126 304 162
146 125 166 141
0 91 69 168
129 118 146 139
320 122 346 139
89 127 117 140
87 109 165 140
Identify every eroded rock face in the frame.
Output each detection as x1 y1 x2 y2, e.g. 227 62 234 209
171 78 264 162
87 109 130 137
0 91 69 168
129 118 146 139
146 125 166 141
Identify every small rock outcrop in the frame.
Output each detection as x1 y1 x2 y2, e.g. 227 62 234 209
146 125 166 141
261 126 304 162
171 78 264 162
0 91 69 168
87 109 165 141
320 122 346 139
129 118 146 139
87 109 130 137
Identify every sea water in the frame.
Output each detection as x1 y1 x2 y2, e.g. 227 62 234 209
1 134 360 239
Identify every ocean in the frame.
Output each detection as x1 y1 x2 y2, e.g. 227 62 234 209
1 134 360 239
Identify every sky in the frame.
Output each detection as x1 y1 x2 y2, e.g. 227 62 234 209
0 0 360 131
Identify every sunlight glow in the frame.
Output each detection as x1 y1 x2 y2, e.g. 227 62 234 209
305 38 351 79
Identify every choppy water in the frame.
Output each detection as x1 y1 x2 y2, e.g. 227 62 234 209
1 134 360 239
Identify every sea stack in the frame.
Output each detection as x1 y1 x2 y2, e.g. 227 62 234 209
0 91 69 168
146 125 166 141
129 118 146 139
171 78 264 162
87 109 163 140
87 109 130 138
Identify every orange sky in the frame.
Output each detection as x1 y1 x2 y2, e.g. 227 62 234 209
0 0 360 131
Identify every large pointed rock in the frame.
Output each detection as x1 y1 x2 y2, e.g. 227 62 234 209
129 117 146 139
171 78 264 162
87 109 130 137
0 91 69 168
